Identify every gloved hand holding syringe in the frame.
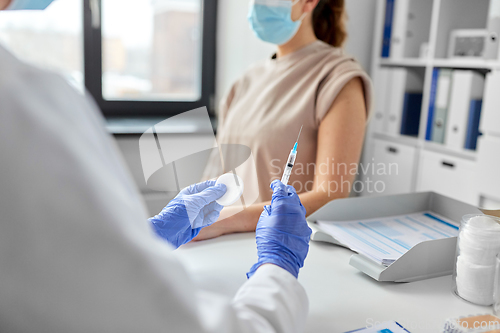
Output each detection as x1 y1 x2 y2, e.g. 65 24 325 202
280 125 303 186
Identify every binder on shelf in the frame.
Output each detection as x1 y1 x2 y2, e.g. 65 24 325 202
426 68 440 141
465 99 483 150
431 69 453 144
385 68 424 136
400 93 422 137
484 0 500 60
445 71 485 150
372 68 391 133
386 68 407 135
390 0 410 59
405 0 433 58
480 70 500 136
307 192 481 283
381 0 395 58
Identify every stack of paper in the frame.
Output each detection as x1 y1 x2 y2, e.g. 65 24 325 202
317 212 459 266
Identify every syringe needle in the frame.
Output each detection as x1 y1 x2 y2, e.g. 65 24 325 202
296 125 303 143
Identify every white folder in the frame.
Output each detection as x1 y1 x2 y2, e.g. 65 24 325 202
405 0 433 58
445 71 485 150
390 0 410 59
385 68 407 135
484 0 500 59
372 68 391 134
481 70 500 137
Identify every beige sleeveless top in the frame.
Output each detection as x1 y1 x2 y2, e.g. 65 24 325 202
203 40 373 203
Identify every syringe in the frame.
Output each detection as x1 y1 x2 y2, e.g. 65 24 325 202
281 125 303 186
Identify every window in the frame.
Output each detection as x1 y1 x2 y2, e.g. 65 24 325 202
0 0 217 118
85 0 217 117
101 0 202 101
0 0 84 93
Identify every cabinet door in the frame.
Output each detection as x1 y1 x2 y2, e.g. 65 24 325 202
417 150 478 206
363 139 416 196
477 135 500 202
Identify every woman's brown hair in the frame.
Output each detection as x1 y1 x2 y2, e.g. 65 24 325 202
312 0 347 48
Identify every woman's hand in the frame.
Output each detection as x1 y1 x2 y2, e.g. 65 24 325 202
192 221 229 241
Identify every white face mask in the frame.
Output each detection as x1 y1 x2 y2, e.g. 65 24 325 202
7 0 55 10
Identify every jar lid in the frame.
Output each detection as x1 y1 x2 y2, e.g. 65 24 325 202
462 214 500 235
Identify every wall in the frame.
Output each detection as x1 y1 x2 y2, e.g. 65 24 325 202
343 0 377 74
215 0 377 111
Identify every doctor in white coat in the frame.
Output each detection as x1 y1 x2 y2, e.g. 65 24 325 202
0 0 313 332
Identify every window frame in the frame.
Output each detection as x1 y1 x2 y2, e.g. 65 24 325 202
83 0 217 118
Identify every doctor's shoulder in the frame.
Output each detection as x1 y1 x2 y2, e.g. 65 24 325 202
0 46 75 101
0 46 103 130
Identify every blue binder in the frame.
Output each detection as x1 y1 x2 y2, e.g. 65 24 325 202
464 99 482 150
426 68 440 141
400 92 423 136
381 0 395 57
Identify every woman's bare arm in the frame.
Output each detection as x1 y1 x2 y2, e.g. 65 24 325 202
193 77 367 241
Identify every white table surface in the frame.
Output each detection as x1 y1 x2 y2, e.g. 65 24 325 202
177 232 488 332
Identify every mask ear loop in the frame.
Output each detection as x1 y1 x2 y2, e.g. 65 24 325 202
291 0 308 22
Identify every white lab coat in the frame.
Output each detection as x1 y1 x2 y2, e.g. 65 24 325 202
0 45 308 333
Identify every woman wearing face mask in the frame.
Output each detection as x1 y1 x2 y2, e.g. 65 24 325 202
197 0 373 240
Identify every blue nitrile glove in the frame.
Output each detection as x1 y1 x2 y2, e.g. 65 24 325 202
149 180 226 249
247 180 312 279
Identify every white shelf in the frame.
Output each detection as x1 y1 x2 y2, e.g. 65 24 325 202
432 59 499 70
371 133 477 162
378 57 500 70
422 141 477 161
362 0 490 202
372 132 420 147
379 58 428 68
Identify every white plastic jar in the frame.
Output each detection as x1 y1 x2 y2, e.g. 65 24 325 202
452 214 500 306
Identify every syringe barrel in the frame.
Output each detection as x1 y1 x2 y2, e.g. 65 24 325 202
281 167 292 185
281 149 297 185
286 150 297 165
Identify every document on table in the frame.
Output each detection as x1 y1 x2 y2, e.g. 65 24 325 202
317 211 459 266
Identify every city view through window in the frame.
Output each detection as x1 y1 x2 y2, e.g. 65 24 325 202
0 0 203 102
102 0 203 101
0 0 84 93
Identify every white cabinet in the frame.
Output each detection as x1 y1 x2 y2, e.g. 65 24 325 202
364 138 417 196
361 0 498 204
476 135 500 202
417 150 478 206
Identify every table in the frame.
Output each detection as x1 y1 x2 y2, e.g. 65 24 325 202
177 233 488 332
